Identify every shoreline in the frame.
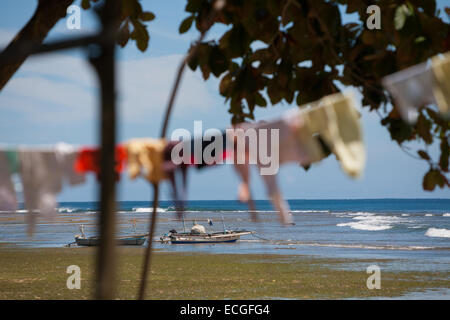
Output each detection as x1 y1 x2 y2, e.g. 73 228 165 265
0 247 448 300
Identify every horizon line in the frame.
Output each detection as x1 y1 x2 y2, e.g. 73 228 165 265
56 197 450 203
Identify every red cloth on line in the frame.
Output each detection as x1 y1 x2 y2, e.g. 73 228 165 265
74 145 127 180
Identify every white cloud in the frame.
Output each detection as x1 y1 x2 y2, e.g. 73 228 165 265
118 54 216 121
0 51 217 124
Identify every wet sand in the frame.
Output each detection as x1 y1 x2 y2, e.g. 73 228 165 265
0 247 448 299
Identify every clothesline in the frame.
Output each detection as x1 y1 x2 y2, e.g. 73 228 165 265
1 48 449 234
0 89 366 232
382 51 450 123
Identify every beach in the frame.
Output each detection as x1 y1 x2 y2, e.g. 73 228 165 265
0 247 449 300
0 199 449 299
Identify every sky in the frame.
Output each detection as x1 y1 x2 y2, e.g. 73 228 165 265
0 0 448 201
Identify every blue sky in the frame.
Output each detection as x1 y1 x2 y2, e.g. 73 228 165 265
0 0 448 201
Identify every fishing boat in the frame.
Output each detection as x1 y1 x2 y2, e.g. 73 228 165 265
74 234 148 246
161 230 254 244
73 223 148 247
160 216 254 244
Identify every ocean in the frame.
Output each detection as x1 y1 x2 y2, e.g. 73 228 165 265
1 199 450 273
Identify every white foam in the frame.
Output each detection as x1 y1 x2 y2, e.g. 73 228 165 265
332 211 375 218
337 222 392 231
443 213 450 217
401 214 410 217
290 210 329 213
425 214 433 217
425 228 450 238
271 240 437 250
303 242 434 250
133 207 167 213
336 213 409 231
347 212 375 216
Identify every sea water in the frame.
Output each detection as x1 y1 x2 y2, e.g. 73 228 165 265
1 199 449 274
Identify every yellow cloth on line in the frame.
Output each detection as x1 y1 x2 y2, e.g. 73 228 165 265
126 138 167 184
301 91 366 178
431 52 450 116
381 51 450 123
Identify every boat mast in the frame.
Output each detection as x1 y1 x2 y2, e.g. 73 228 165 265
221 215 226 232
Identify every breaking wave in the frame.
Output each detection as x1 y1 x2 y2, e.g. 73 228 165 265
336 212 412 231
132 207 168 213
425 228 450 238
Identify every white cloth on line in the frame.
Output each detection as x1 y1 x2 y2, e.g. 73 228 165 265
231 90 365 225
0 151 17 212
19 144 85 234
382 51 450 123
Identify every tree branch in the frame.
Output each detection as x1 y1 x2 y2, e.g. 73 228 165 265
0 0 74 91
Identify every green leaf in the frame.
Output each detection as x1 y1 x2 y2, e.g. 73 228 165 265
186 0 204 13
131 21 149 52
381 117 413 143
209 46 227 77
187 48 199 70
200 64 211 80
414 36 426 44
140 11 155 22
416 113 433 144
227 25 249 57
440 138 449 172
219 74 232 96
254 92 267 107
394 4 413 30
423 169 447 191
302 164 311 171
179 16 195 34
267 80 282 105
81 0 91 10
417 150 430 161
117 23 130 48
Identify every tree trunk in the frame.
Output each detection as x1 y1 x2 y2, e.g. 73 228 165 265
0 0 74 91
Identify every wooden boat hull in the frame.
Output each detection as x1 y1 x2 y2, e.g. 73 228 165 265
170 240 237 244
164 231 253 244
75 235 147 246
170 236 239 244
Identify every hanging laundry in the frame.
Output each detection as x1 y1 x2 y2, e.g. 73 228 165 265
191 132 232 169
75 145 127 180
230 116 326 225
20 144 86 235
382 51 450 124
5 150 19 173
162 135 232 218
231 137 258 222
231 90 365 225
301 91 366 178
55 143 86 186
0 150 18 212
126 138 166 184
163 141 190 217
431 52 450 116
230 120 293 225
